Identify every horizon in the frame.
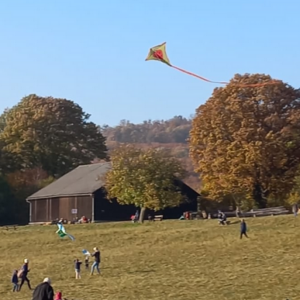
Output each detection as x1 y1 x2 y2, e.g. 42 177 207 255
0 1 298 127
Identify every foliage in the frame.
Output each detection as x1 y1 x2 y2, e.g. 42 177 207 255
190 73 300 208
286 175 300 205
5 168 54 224
0 175 17 225
2 217 300 300
0 94 107 177
100 116 199 190
101 115 191 144
105 145 187 214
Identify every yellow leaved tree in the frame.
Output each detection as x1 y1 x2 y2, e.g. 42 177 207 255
189 73 300 208
105 145 186 222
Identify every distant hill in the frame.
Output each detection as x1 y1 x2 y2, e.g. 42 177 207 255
100 116 201 191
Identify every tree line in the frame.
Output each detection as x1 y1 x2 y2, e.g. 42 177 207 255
0 73 300 224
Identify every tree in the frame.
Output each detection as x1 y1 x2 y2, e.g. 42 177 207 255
0 175 17 225
189 73 300 208
0 95 107 177
105 145 186 222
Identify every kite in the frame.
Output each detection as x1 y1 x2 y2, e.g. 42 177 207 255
145 42 279 87
82 249 91 256
56 223 75 241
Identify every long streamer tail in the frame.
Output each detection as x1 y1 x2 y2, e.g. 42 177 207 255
171 65 279 87
67 234 75 241
171 65 228 84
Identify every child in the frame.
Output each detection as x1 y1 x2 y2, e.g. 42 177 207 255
85 255 89 270
11 269 18 292
74 259 82 279
54 291 62 300
240 219 249 239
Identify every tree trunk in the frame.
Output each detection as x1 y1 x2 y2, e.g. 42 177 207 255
139 207 146 223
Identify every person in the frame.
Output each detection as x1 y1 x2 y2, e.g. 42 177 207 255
85 255 89 270
54 291 62 300
11 269 18 292
32 277 54 300
218 211 227 225
90 247 101 275
240 219 249 239
74 258 82 279
19 258 32 291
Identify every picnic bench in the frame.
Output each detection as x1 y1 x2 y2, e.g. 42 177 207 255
154 215 163 221
5 224 18 230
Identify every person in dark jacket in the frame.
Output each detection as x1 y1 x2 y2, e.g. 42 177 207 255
32 278 54 300
19 258 32 291
11 269 18 292
90 247 101 275
240 219 249 239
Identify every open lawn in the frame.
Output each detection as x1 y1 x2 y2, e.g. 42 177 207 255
1 216 300 299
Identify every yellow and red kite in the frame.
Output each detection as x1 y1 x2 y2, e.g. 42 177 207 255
145 42 279 87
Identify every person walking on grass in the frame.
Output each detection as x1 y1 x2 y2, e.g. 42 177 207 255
90 247 101 275
18 258 32 291
11 269 18 292
32 277 54 300
240 219 249 239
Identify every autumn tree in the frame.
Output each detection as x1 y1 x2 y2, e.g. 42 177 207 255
105 145 186 222
0 175 17 225
0 95 107 177
189 73 300 208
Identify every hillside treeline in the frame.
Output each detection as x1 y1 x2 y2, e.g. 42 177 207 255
101 116 191 144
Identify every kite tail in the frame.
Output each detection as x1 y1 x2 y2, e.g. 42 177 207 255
67 234 75 241
171 65 228 84
171 65 280 87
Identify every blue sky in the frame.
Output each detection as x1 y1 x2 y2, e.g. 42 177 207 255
0 1 298 126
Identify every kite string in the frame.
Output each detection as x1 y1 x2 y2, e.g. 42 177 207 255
171 65 280 87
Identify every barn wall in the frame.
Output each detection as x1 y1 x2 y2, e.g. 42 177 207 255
30 199 48 223
29 196 93 223
94 188 136 221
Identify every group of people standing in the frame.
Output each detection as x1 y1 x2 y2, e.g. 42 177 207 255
74 247 101 279
11 246 101 300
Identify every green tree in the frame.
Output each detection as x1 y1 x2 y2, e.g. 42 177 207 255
0 175 17 225
0 94 107 177
189 73 300 208
105 145 186 222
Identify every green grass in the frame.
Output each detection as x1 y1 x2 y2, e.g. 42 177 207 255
1 216 300 299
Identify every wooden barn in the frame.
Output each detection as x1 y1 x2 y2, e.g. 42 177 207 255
26 162 200 224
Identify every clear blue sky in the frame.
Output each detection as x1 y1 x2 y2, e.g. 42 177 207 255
0 1 298 127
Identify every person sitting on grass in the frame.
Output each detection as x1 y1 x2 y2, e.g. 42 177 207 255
218 211 227 225
91 247 101 275
11 269 18 292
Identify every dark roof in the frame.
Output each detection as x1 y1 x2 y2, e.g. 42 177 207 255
27 162 111 200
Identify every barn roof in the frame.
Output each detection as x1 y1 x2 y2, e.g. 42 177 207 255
27 162 111 200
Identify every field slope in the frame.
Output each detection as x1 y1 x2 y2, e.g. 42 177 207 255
1 216 300 300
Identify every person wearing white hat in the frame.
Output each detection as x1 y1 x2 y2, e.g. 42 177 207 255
32 277 54 300
18 258 32 291
90 247 101 275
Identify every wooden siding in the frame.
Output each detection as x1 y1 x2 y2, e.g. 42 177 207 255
29 196 93 223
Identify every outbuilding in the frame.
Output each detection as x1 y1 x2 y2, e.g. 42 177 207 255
26 162 200 224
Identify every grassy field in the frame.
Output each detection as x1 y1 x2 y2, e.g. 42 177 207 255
1 216 300 300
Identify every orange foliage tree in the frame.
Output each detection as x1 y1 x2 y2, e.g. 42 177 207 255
189 74 300 208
